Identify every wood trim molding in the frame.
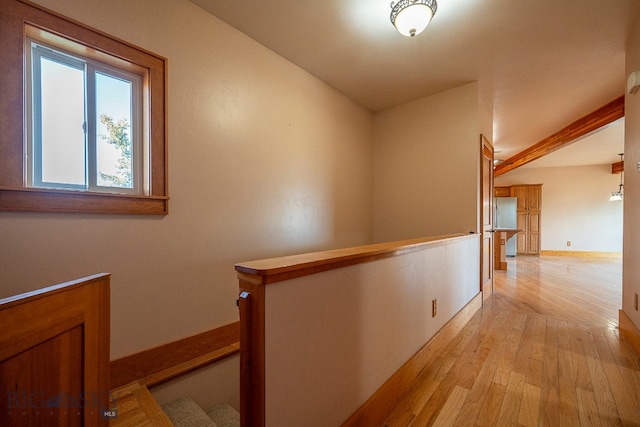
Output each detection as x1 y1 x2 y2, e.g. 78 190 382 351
110 321 240 389
238 281 266 427
235 233 475 285
539 250 622 258
494 96 625 176
619 310 640 357
341 292 483 427
612 161 624 174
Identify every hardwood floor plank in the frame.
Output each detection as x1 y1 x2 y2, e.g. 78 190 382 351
455 327 500 390
576 388 604 427
452 314 522 426
473 381 506 426
494 256 621 328
601 326 640 371
430 385 469 427
495 371 525 425
382 256 639 427
452 361 499 427
590 326 640 424
385 353 461 426
518 383 541 427
384 377 439 427
493 312 526 386
539 317 560 426
384 408 415 427
408 317 502 425
526 315 547 388
558 320 580 425
600 360 640 425
581 327 623 425
619 365 640 402
568 322 594 391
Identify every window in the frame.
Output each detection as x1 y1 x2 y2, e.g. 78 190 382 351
28 39 144 194
0 0 168 214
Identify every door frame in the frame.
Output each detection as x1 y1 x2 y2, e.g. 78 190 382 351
480 135 494 302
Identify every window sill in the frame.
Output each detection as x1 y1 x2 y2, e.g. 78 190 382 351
0 187 169 215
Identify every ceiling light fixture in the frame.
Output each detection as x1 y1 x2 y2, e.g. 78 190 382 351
609 153 624 202
390 0 438 38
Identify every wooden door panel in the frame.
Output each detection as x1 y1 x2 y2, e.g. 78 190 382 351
529 233 540 254
516 212 527 253
0 326 84 427
0 274 111 427
528 186 541 210
517 213 527 230
529 213 540 233
512 186 527 209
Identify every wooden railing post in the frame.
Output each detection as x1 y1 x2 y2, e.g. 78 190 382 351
238 278 265 427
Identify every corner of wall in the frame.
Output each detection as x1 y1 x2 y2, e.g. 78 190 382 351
623 13 640 331
372 83 487 242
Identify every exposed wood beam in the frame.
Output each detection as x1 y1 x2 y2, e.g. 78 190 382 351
612 160 624 174
494 96 625 177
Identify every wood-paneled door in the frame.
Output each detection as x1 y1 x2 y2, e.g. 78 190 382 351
481 135 494 302
512 184 542 254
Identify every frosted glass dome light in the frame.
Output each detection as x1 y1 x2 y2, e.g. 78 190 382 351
390 0 437 37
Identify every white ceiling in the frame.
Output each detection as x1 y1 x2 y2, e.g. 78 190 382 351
190 0 639 168
520 118 625 169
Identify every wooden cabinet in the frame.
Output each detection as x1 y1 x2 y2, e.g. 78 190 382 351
511 185 542 255
494 186 510 197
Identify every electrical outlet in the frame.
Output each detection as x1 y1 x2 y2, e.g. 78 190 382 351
635 293 638 311
432 299 437 318
566 241 571 247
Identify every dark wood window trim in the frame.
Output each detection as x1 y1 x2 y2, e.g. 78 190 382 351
0 0 169 214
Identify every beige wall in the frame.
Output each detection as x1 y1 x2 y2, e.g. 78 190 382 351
372 83 485 242
0 0 492 412
495 165 623 252
0 0 374 410
263 235 480 426
624 17 640 330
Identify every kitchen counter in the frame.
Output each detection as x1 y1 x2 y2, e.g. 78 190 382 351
494 228 521 270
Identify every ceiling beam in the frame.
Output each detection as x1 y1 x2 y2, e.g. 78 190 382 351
612 160 624 174
494 95 625 177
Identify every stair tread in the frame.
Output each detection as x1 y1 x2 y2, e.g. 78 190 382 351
162 396 217 427
206 403 240 427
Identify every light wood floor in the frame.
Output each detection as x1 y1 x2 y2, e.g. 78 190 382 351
384 255 640 426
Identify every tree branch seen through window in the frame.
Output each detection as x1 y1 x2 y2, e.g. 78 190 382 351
99 114 132 188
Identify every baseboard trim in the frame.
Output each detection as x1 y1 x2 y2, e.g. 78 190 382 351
619 309 640 357
110 321 240 389
540 250 622 258
341 292 483 427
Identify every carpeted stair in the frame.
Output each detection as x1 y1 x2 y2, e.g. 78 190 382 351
162 396 240 427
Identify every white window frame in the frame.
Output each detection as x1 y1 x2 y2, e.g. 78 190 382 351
27 39 145 195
